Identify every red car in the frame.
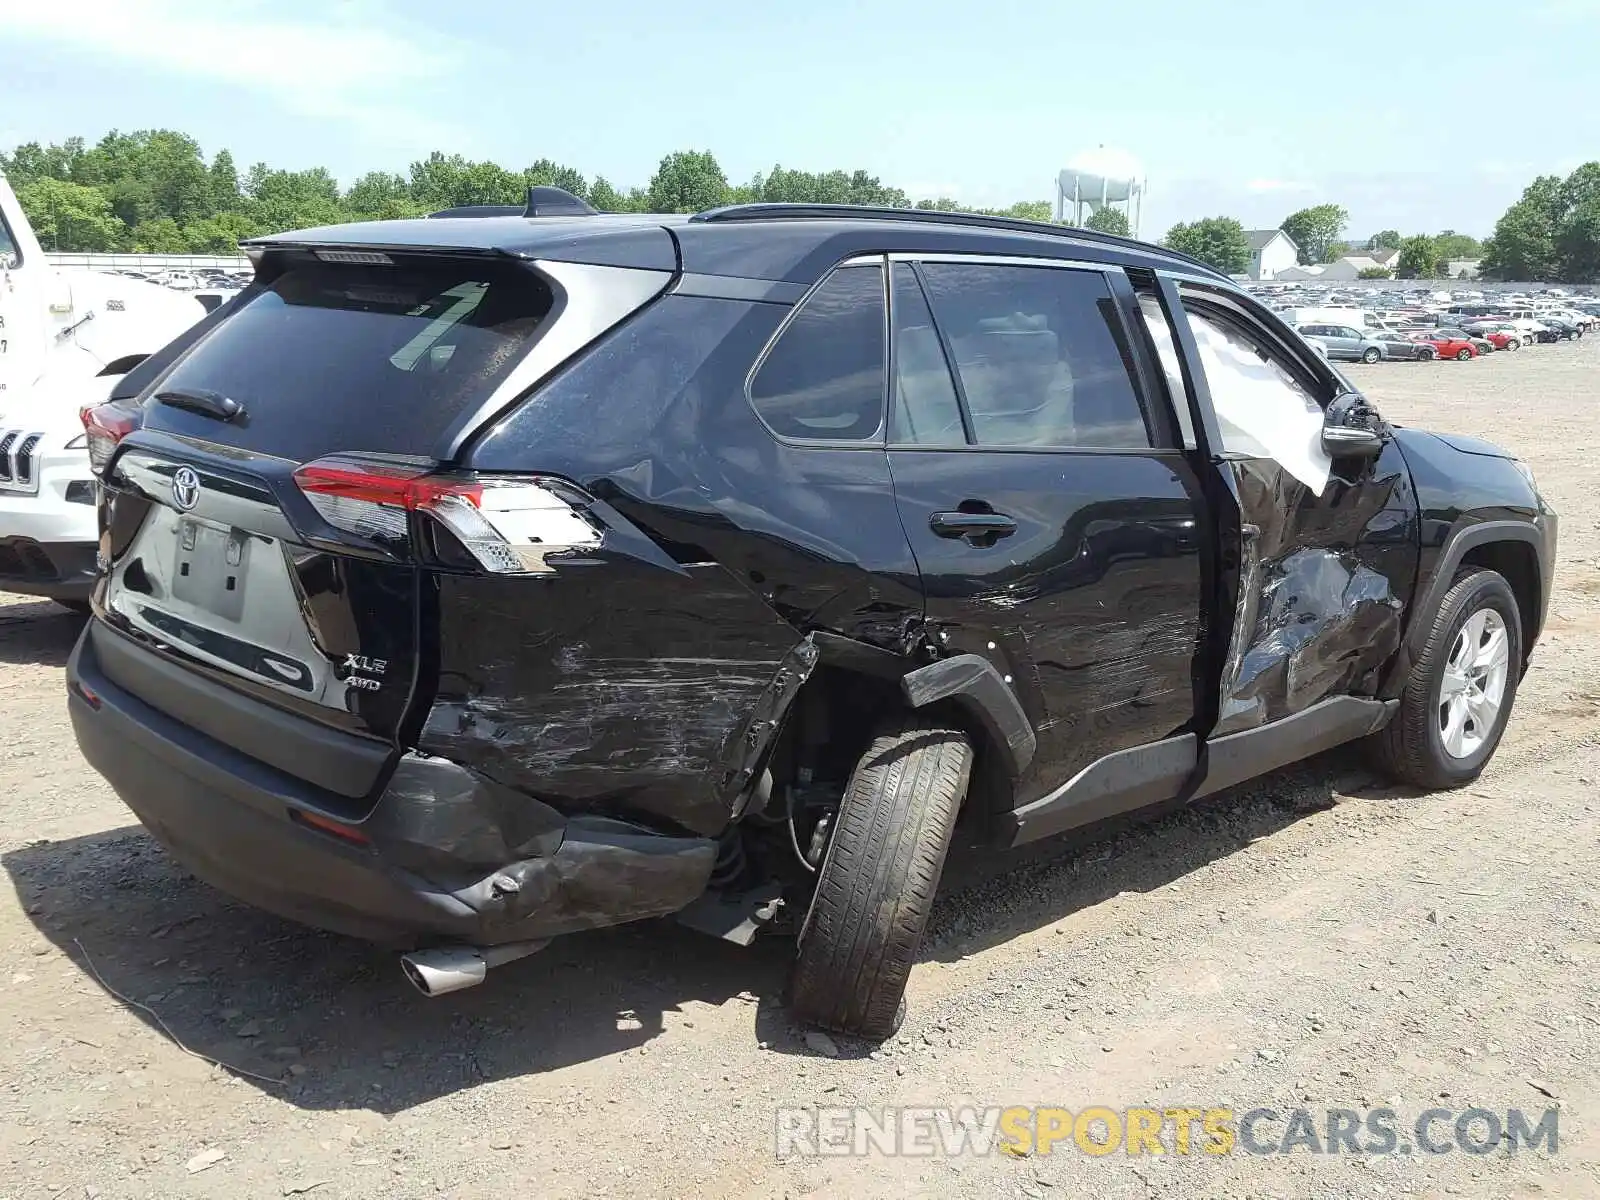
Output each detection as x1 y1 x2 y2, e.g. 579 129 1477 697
1413 332 1478 360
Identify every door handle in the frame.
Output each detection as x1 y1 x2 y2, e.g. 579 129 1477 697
930 510 1018 545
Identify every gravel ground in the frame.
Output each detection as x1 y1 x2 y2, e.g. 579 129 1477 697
1 338 1597 1199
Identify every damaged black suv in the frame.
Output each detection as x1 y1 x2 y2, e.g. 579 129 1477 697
68 194 1555 1040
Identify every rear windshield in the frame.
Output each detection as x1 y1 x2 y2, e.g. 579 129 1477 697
144 256 555 461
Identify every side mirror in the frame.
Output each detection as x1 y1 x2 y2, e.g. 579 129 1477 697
1322 392 1387 459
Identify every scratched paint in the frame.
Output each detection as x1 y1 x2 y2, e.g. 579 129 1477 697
420 646 786 835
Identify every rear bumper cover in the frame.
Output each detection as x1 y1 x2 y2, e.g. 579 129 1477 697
68 624 717 946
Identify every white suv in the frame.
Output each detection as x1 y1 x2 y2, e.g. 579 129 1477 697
1 171 208 607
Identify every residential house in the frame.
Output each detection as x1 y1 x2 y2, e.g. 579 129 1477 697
1318 256 1388 281
1245 229 1299 280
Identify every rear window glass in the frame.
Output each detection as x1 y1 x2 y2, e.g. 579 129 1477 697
146 257 555 460
748 263 885 441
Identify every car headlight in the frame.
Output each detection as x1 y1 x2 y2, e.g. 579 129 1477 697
65 433 87 450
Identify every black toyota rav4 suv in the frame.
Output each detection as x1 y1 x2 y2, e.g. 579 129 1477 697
68 195 1555 1040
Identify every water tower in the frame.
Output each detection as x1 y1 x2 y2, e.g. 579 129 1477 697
1054 147 1146 237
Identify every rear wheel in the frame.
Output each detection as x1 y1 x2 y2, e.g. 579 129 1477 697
1368 568 1521 790
1456 347 1473 360
1362 347 1382 363
1507 337 1519 351
1418 346 1437 361
790 717 973 1041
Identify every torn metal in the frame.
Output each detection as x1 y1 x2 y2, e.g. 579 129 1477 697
1215 459 1405 734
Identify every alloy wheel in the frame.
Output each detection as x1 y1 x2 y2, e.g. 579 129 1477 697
1437 608 1510 759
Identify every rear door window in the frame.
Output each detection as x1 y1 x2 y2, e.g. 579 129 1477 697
142 256 556 461
749 263 886 442
916 262 1151 449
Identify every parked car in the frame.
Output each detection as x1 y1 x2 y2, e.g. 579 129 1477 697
1296 322 1390 362
66 197 1556 1040
1461 322 1522 351
1536 314 1581 340
1366 331 1438 361
1434 327 1497 356
1414 331 1480 360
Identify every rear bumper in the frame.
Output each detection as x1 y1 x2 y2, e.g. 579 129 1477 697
67 623 717 947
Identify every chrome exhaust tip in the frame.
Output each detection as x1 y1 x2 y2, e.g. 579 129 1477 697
400 939 550 997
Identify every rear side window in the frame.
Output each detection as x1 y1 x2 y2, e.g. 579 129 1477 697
916 263 1151 449
749 264 885 441
146 257 555 460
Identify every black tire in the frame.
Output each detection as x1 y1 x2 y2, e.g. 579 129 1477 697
1367 568 1522 790
1362 347 1382 364
1456 347 1473 361
1418 346 1437 361
790 717 973 1041
1507 338 1520 351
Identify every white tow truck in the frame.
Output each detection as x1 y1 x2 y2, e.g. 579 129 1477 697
0 170 207 607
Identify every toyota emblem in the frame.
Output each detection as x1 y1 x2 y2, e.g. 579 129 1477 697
170 466 201 512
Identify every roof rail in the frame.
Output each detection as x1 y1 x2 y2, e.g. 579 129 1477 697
427 186 598 221
690 203 1224 279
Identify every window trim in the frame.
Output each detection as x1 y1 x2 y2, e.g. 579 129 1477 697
1167 277 1343 406
742 253 890 449
884 253 1166 455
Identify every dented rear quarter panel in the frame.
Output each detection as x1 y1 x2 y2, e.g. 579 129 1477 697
440 294 922 835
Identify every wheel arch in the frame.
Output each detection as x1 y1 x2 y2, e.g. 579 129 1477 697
1399 521 1547 682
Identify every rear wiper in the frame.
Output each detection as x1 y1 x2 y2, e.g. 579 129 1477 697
154 387 246 422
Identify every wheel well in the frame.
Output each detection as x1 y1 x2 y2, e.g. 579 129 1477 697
96 354 150 377
760 664 1011 833
1461 540 1540 658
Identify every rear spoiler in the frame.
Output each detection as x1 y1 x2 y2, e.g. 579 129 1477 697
427 186 598 220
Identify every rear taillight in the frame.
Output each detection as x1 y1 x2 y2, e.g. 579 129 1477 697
292 455 602 574
81 404 139 476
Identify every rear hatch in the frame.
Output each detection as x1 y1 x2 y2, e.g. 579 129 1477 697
93 246 668 809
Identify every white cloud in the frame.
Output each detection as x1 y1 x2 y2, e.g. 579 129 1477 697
0 0 464 150
1245 179 1314 194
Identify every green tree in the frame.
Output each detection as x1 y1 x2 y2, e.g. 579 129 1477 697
343 171 423 220
407 152 522 210
647 150 729 213
183 210 263 253
1480 175 1562 280
1280 204 1349 264
245 166 343 232
1083 206 1130 235
1433 230 1481 260
1367 229 1401 251
130 216 189 253
209 149 240 212
1164 217 1250 274
1357 266 1393 279
14 177 126 250
1396 235 1442 279
2 138 86 187
588 176 625 212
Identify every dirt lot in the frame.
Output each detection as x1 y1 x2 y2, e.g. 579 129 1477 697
2 339 1598 1200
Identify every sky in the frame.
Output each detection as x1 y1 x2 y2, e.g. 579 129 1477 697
2 0 1597 240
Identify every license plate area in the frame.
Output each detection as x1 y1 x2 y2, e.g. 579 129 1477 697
173 518 251 622
106 503 337 702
